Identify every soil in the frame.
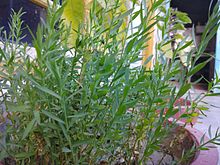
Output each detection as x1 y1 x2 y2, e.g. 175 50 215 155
0 158 16 165
0 115 196 165
147 126 196 165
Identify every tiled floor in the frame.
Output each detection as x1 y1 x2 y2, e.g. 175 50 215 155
195 96 220 136
191 87 220 164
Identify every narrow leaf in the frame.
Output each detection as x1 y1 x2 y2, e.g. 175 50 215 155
188 60 209 77
176 84 191 98
42 110 64 124
22 119 35 140
36 85 61 100
15 152 35 159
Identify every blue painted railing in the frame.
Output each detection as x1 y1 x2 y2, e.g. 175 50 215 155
215 27 220 93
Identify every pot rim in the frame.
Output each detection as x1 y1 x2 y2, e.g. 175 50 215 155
186 126 219 165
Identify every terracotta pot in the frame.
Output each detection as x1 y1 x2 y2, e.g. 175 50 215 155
157 98 199 125
1 128 218 165
186 126 219 165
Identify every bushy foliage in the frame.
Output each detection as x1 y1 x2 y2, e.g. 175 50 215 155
0 0 220 164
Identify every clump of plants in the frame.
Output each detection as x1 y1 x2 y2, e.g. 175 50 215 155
0 0 220 164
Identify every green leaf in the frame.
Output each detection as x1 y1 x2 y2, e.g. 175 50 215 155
118 9 133 20
0 48 6 60
198 106 209 111
34 111 41 124
22 119 35 140
132 10 140 21
116 104 126 116
152 0 164 11
212 142 220 145
172 23 185 31
188 60 209 77
200 147 209 150
23 73 61 99
6 102 30 113
36 85 61 100
165 108 179 118
154 125 162 137
176 84 191 98
59 123 70 142
178 40 193 52
42 110 64 124
205 93 220 96
123 86 130 98
72 139 93 147
40 123 61 130
143 55 153 66
125 38 136 54
68 113 87 118
208 81 213 91
15 152 35 159
180 114 190 118
110 20 123 35
175 11 192 24
0 149 8 161
124 99 138 107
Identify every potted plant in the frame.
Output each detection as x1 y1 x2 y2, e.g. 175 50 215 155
0 0 220 164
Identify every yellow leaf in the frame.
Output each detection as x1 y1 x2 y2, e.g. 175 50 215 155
62 0 85 46
191 112 199 117
179 51 188 66
161 43 173 59
62 0 131 46
174 34 184 40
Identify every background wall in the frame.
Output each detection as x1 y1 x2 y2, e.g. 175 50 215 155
171 0 218 26
0 0 46 44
